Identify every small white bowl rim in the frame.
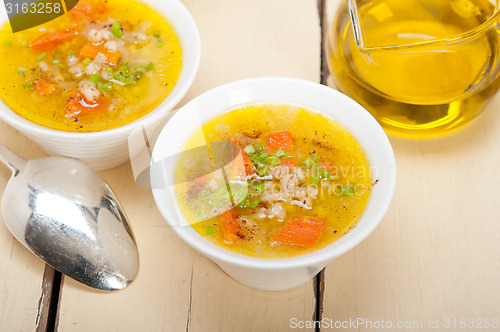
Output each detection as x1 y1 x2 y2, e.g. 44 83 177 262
0 0 201 139
152 77 397 270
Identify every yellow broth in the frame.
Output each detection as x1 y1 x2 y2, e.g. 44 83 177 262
175 104 374 258
0 0 182 132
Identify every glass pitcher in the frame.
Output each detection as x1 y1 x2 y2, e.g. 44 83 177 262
327 0 500 138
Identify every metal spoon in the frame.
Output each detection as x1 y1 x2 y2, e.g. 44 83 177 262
0 144 139 291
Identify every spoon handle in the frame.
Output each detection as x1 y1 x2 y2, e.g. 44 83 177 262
0 144 27 174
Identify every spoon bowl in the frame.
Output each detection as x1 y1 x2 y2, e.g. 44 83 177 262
0 145 139 291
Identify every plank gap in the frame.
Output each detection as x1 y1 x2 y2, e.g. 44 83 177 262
314 1 328 331
318 0 330 85
35 266 62 332
49 271 62 332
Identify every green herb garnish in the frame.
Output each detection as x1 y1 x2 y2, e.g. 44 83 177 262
22 83 34 91
37 52 47 61
205 226 216 236
112 22 123 38
338 183 357 196
304 153 320 167
100 82 113 90
257 165 269 176
250 182 265 196
310 176 320 185
90 74 100 83
254 144 264 153
265 156 281 166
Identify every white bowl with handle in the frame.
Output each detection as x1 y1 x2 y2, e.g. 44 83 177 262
151 77 396 290
0 0 200 170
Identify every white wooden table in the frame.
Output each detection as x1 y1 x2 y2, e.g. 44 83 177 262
1 1 499 331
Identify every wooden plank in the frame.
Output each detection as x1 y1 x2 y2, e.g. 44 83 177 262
57 1 321 331
0 123 54 332
322 0 500 329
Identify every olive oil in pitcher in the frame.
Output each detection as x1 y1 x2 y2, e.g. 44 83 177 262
328 0 500 138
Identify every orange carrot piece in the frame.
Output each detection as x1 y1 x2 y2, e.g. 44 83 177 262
280 158 298 167
68 1 107 21
229 137 255 176
30 28 77 51
65 91 109 117
221 210 243 242
80 42 121 65
266 131 294 153
271 216 327 247
34 78 59 97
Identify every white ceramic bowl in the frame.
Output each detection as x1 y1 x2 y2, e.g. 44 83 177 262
0 0 200 170
151 77 396 290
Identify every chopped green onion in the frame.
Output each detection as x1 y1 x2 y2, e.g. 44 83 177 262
265 156 281 166
329 175 339 181
338 183 357 196
157 41 164 48
52 59 61 64
82 57 92 65
249 200 260 208
22 83 34 91
257 165 269 176
4 39 12 46
304 153 319 167
274 150 286 158
100 82 112 90
310 176 320 185
250 183 265 196
197 212 207 220
320 171 330 178
254 144 264 153
67 51 74 56
90 74 100 83
146 62 155 71
135 66 146 72
274 150 294 158
106 67 113 73
37 52 47 60
243 145 255 154
57 62 66 68
112 22 123 38
205 226 216 236
248 153 266 164
63 73 72 80
152 31 161 38
17 71 25 75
